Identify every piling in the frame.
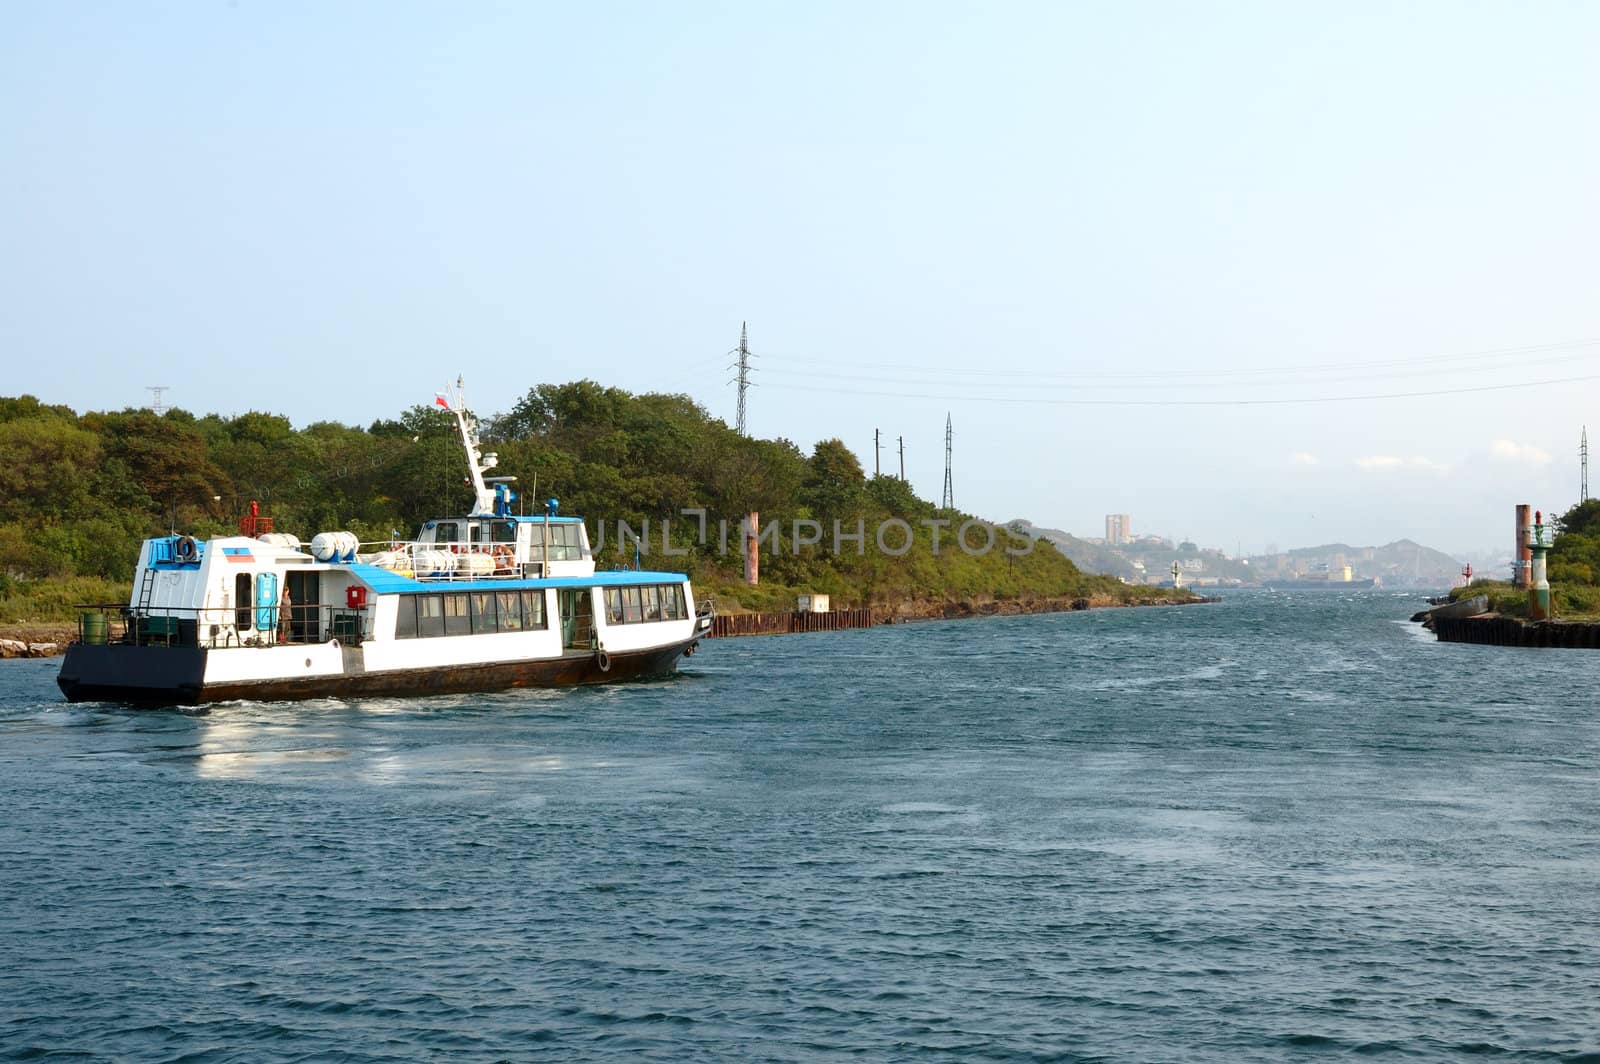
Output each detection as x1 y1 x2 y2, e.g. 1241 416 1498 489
1514 503 1532 589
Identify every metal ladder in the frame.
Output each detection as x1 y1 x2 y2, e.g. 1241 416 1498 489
132 565 157 644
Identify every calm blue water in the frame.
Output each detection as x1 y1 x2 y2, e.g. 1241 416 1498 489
3 591 1599 1062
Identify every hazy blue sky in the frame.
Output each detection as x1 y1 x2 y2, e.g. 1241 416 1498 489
4 2 1597 556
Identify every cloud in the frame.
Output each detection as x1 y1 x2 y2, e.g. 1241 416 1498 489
1291 452 1318 466
1489 439 1552 464
1356 455 1450 473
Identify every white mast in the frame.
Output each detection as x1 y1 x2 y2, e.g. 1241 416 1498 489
438 377 505 516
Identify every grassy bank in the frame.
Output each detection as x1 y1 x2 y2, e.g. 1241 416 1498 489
0 575 130 626
1449 579 1600 621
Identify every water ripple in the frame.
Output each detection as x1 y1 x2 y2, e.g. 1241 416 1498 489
3 593 1600 1060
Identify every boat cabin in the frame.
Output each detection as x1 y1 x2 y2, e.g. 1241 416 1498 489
414 515 593 578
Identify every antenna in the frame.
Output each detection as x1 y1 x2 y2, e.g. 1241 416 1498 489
1583 426 1589 502
898 435 905 481
941 413 954 510
728 322 755 434
147 386 170 415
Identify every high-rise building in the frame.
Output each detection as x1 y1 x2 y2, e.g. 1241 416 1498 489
1105 514 1132 545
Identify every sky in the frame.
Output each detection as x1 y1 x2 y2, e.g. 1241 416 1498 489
3 1 1597 558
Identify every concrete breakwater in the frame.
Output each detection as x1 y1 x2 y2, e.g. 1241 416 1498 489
1433 614 1600 649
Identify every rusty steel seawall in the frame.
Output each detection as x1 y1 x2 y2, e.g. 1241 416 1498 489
708 608 877 638
1433 614 1600 649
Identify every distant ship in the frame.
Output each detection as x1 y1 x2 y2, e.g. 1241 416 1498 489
1263 577 1378 591
1262 564 1379 591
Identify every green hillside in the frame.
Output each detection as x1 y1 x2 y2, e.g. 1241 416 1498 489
0 384 1167 621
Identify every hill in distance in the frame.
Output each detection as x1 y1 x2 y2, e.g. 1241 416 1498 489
1011 521 1463 587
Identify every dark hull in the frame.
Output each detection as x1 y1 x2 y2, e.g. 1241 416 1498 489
57 637 700 707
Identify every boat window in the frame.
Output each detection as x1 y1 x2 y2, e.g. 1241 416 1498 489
664 584 685 620
492 521 516 544
560 524 584 560
470 592 498 634
531 523 582 561
435 522 461 545
395 597 418 639
599 583 687 625
496 591 522 631
520 590 547 629
418 595 445 638
235 573 253 629
443 593 470 636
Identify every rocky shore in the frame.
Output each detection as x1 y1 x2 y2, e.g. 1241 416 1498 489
0 625 72 658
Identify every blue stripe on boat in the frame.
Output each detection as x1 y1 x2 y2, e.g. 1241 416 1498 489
343 563 688 594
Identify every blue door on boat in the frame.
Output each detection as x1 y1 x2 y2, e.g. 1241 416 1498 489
255 572 279 634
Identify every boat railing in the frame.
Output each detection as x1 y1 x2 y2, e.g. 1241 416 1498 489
355 540 540 581
73 603 369 649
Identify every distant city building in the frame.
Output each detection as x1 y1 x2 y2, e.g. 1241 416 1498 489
1105 514 1132 544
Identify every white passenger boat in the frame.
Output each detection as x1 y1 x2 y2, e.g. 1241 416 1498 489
58 383 713 705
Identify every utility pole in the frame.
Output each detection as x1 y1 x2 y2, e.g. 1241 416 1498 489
874 428 881 477
941 413 954 510
728 322 755 435
1583 426 1589 502
898 435 905 481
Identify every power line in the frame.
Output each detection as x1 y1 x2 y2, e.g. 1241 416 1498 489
755 347 1600 392
759 371 1600 408
754 336 1600 382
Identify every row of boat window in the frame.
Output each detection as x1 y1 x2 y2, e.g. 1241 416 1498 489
394 590 549 639
426 520 586 560
392 584 687 638
604 584 688 625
